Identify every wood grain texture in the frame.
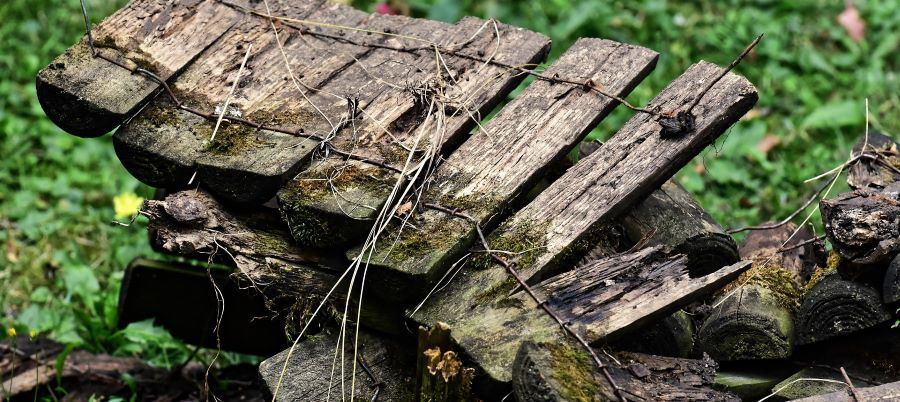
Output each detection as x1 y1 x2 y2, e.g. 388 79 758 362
354 38 659 302
277 16 551 246
37 0 240 137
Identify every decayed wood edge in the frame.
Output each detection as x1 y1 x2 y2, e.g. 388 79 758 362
118 258 288 356
791 380 900 402
499 61 758 287
511 341 737 402
112 0 354 198
821 182 900 265
885 253 900 304
795 273 892 345
414 254 749 389
578 141 740 276
36 0 241 137
276 17 552 247
141 190 406 335
352 38 660 303
848 129 900 190
695 224 813 361
258 328 416 401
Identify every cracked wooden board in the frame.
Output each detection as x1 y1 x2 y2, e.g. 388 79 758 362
114 1 549 205
276 16 551 246
36 0 241 137
349 38 659 303
411 61 757 386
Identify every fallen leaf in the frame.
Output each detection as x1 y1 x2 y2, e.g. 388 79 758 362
693 162 706 175
395 201 412 217
837 3 865 43
756 134 781 154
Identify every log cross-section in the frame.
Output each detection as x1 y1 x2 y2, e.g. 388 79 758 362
37 0 241 137
354 38 659 303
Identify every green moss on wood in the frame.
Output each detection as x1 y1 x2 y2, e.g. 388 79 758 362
546 342 602 401
721 263 802 311
469 220 547 271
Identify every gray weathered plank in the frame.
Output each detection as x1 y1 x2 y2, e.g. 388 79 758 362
412 61 757 385
277 17 552 246
351 38 659 302
37 0 241 137
791 380 900 402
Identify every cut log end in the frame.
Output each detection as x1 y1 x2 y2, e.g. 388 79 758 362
795 273 892 345
696 285 794 361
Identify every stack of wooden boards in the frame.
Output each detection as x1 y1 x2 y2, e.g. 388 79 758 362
60 0 900 400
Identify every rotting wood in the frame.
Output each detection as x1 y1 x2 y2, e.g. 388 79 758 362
884 253 900 304
795 272 892 345
277 17 551 247
258 328 415 401
36 0 241 137
821 182 900 266
613 309 694 358
350 38 660 303
578 141 740 276
511 340 738 402
142 190 406 335
791 380 900 402
412 61 756 388
695 223 813 361
848 129 900 190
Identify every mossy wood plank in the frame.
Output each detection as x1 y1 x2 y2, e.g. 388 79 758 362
413 62 758 385
277 17 551 246
354 38 659 302
142 190 406 334
114 0 369 201
512 341 736 402
36 0 241 137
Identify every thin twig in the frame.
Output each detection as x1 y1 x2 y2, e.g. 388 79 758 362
687 33 762 112
840 367 863 402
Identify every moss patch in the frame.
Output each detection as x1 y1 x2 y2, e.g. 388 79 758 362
721 263 803 311
469 220 547 271
546 342 602 401
803 252 840 297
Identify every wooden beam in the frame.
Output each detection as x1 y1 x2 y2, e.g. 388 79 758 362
36 0 241 137
412 61 757 386
791 381 900 402
277 17 551 246
142 190 406 335
354 38 659 303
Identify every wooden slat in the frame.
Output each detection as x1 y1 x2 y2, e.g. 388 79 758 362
791 381 900 402
412 62 757 385
36 0 241 137
353 38 659 302
277 17 551 246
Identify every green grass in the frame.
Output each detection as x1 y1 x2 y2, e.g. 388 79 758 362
1 0 897 370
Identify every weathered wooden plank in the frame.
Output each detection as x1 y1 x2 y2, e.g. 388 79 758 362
578 142 740 275
113 0 361 197
795 273 892 345
791 381 900 402
37 0 241 137
277 17 552 246
258 329 415 401
352 38 659 302
772 367 881 400
695 224 812 361
821 182 900 266
512 341 738 402
412 62 757 387
142 190 406 335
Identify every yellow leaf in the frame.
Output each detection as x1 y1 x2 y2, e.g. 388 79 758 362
113 192 144 220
